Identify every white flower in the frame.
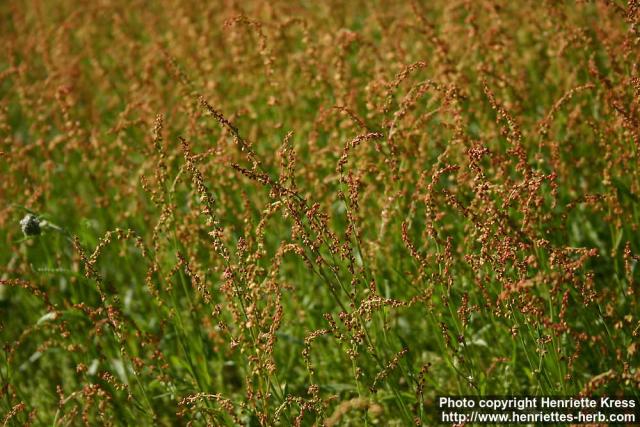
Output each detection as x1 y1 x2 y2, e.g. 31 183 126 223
20 214 41 236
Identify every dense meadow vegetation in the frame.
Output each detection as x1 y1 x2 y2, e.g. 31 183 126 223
1 0 640 425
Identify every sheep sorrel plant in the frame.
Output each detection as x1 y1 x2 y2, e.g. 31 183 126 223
1 0 639 425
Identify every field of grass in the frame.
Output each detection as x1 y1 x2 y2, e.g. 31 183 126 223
1 0 640 425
